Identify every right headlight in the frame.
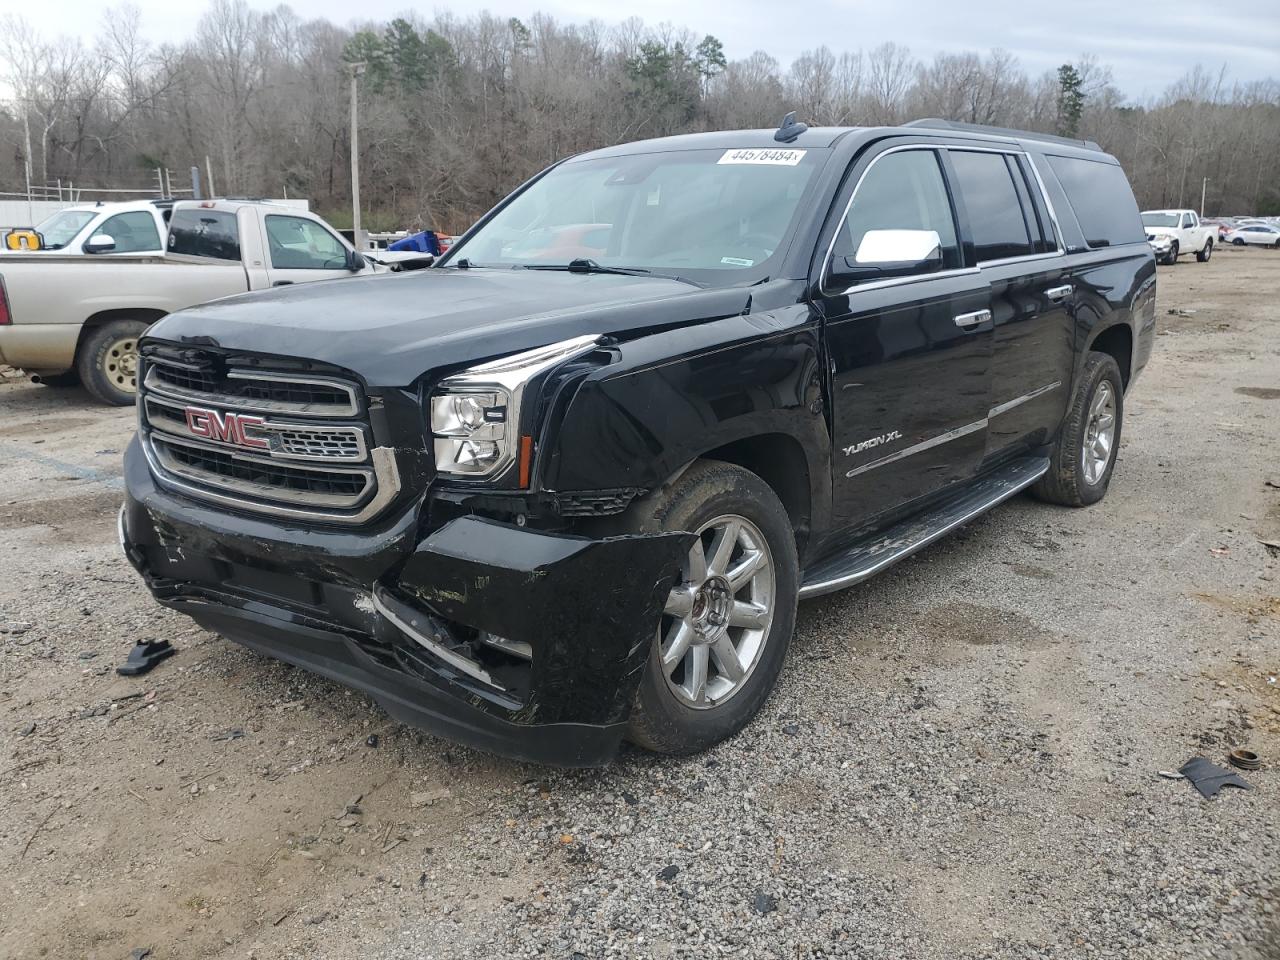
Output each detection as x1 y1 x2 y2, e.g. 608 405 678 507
429 334 602 485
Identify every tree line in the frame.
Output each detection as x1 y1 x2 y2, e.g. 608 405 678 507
2 0 1278 234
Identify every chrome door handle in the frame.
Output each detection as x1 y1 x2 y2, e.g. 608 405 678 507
1046 284 1074 302
954 309 992 329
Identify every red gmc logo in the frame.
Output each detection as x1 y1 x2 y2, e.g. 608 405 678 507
184 406 269 449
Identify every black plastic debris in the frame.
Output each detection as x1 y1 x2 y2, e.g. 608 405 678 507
117 640 175 677
753 891 778 915
1178 756 1253 799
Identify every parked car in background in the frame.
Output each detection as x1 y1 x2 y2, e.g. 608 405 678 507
1200 218 1229 241
1226 223 1280 247
0 199 415 405
3 199 172 255
120 118 1156 765
1140 209 1214 264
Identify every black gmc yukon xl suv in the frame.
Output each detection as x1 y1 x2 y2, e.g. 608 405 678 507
121 118 1156 765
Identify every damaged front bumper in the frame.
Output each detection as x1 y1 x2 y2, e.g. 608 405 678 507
120 437 690 766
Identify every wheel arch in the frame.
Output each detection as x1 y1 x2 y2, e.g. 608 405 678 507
698 432 815 559
1087 322 1134 391
75 308 167 363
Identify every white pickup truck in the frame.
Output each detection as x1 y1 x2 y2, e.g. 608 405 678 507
3 199 172 255
0 200 425 404
1140 209 1215 265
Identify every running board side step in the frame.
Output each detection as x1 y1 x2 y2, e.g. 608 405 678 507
798 456 1049 600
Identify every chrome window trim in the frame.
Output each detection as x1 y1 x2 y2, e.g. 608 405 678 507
820 141 1068 298
820 144 958 297
143 395 369 464
942 144 1066 258
144 365 361 418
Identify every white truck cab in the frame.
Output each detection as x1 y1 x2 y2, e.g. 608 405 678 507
1140 209 1215 265
7 200 172 255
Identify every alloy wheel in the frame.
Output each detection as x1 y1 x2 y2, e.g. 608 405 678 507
657 514 775 709
1082 380 1116 485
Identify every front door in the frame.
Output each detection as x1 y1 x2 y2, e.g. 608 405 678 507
260 214 358 287
815 145 994 530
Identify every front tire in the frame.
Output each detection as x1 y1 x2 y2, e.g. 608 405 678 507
76 319 146 406
1233 237 1245 246
1164 241 1179 265
1196 239 1213 262
1033 352 1124 507
622 460 798 755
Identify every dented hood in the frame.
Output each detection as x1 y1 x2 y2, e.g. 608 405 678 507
146 267 753 386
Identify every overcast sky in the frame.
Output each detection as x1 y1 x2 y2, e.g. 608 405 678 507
13 0 1280 99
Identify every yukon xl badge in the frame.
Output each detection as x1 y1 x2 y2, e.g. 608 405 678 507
843 430 902 457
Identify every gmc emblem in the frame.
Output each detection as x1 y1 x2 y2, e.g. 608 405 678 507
184 406 269 450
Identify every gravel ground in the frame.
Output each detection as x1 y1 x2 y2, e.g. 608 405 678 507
1 247 1278 960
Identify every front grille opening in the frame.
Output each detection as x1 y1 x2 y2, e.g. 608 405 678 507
235 379 352 407
151 364 216 394
157 439 369 501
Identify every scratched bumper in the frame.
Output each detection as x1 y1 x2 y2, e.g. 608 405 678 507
121 436 690 766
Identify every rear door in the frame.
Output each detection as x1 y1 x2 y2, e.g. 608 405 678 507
944 148 1073 459
259 213 357 287
815 144 994 529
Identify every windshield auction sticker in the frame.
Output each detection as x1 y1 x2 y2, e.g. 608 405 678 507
718 148 806 166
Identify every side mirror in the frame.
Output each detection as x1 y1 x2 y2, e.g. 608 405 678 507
84 234 116 254
828 229 944 288
346 248 367 271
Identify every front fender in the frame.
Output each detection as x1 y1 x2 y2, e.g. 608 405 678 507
540 302 830 520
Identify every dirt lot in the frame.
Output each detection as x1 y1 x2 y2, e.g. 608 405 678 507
2 247 1279 960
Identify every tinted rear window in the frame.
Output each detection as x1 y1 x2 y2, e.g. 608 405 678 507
948 150 1033 262
1045 155 1144 248
168 209 241 261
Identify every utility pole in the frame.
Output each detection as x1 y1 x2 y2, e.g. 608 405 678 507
348 61 367 251
1200 177 1209 218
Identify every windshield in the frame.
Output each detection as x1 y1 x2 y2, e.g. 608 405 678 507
1141 213 1179 228
447 147 826 285
34 210 96 249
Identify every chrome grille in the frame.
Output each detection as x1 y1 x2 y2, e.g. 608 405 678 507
143 396 368 463
139 352 399 524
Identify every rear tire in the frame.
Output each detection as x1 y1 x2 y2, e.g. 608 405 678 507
77 319 146 406
622 460 799 755
1033 352 1124 508
1196 239 1212 262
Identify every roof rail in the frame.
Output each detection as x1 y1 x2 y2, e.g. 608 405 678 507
903 118 1101 152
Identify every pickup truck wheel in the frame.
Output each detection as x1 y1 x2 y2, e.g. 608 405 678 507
1196 239 1213 262
623 460 799 755
1164 241 1178 265
77 320 146 406
1033 352 1124 507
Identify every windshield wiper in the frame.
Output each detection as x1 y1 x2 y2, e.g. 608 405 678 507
524 258 652 277
524 259 704 287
